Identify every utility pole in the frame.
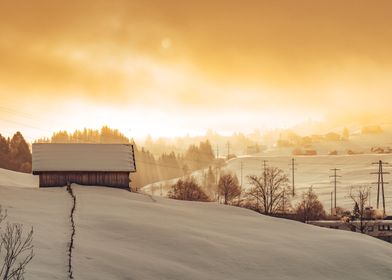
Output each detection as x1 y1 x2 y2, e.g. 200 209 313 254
240 161 243 187
227 141 230 159
330 168 341 210
238 161 243 206
215 144 220 186
262 160 268 185
290 158 296 196
371 160 389 215
330 191 333 216
256 159 267 209
215 166 219 186
263 160 267 174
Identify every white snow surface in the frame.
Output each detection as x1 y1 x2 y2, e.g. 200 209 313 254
32 143 136 172
0 185 69 279
0 168 38 188
1 168 392 279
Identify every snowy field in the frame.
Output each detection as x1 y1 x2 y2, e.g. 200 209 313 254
226 154 392 212
1 168 392 279
145 154 392 213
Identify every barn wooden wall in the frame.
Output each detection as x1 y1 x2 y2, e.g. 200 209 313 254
38 171 130 189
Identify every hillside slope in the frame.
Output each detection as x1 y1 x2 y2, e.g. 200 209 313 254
0 168 38 188
0 168 392 279
144 153 392 212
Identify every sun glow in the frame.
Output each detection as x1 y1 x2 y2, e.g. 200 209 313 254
1 1 392 140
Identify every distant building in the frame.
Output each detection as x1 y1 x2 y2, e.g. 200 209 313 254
32 144 136 189
246 144 266 155
308 220 392 243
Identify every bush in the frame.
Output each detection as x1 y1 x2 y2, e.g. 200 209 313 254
168 177 210 202
295 187 326 222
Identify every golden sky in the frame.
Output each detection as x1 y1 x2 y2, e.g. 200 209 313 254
1 0 392 139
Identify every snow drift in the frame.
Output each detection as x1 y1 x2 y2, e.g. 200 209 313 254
0 168 38 188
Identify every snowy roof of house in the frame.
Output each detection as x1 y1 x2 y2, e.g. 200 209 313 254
32 144 136 173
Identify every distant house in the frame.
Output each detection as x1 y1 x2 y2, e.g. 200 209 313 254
32 144 136 189
308 220 392 243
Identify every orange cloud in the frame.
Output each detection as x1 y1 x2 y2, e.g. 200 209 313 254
1 0 392 135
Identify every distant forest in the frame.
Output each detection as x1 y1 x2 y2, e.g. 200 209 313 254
0 132 32 173
1 126 217 188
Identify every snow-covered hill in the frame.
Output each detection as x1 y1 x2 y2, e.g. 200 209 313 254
145 153 392 213
0 168 38 188
1 168 392 279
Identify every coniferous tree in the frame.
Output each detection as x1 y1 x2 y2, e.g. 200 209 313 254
295 187 326 222
0 132 32 173
0 134 10 170
9 132 32 173
353 202 360 219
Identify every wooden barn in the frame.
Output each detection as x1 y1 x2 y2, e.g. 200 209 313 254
32 143 136 189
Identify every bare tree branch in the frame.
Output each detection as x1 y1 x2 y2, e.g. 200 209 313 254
0 206 34 280
246 166 290 215
347 185 372 234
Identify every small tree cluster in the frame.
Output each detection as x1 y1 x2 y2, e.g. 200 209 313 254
168 177 210 202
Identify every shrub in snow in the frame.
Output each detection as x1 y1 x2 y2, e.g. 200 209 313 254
168 177 210 202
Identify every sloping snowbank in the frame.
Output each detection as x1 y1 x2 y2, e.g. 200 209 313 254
73 186 392 280
0 186 69 279
0 168 38 188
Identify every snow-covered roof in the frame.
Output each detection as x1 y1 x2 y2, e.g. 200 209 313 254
32 144 136 172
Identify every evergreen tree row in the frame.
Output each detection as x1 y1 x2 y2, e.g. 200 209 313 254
0 132 32 173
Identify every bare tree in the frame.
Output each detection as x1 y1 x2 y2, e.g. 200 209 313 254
218 172 241 205
0 207 34 280
246 166 289 215
295 187 326 222
348 185 371 234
